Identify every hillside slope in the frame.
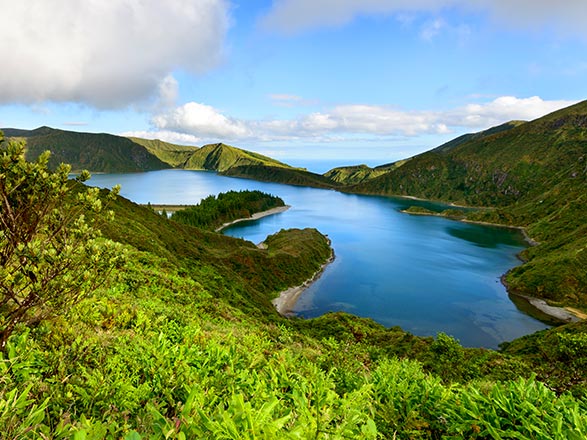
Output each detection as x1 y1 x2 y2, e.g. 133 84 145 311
323 161 407 185
3 182 586 438
430 120 526 154
183 142 292 171
350 101 587 206
127 137 198 167
4 126 169 172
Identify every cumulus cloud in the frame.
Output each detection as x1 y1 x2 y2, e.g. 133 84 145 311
262 0 587 37
150 96 577 143
122 130 202 146
152 102 251 139
156 75 180 110
0 0 230 108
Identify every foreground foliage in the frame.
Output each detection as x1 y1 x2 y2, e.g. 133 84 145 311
0 133 123 349
0 253 585 438
1 140 585 438
0 203 583 438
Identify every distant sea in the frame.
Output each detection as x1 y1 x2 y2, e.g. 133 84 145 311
283 158 389 174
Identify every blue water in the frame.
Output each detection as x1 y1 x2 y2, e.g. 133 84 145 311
88 169 550 348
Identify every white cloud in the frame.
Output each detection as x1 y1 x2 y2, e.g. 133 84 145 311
62 121 89 127
449 96 577 127
150 96 577 144
152 102 251 139
0 0 230 108
262 0 587 38
156 75 180 110
121 130 202 146
261 0 446 33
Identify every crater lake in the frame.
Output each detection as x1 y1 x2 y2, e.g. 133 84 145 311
88 169 550 348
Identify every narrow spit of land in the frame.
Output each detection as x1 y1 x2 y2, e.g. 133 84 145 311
142 204 192 213
271 243 334 315
215 205 290 232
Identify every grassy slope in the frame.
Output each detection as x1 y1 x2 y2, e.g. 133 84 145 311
351 102 587 206
349 100 587 310
183 143 292 171
430 120 526 154
97 187 331 315
127 137 198 168
4 127 170 172
321 123 524 186
3 186 586 437
323 162 406 185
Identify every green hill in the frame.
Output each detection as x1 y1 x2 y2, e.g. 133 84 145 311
3 127 302 175
430 120 526 154
350 102 587 206
4 126 170 172
127 137 198 167
170 190 286 231
323 161 407 185
348 100 587 312
320 122 523 187
183 142 292 171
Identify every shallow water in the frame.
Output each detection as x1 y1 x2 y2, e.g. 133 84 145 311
89 169 550 348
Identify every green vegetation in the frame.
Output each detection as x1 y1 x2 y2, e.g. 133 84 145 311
501 320 587 395
402 206 436 215
3 127 169 173
2 127 300 175
0 135 124 348
324 161 406 185
183 143 292 172
403 206 468 220
430 120 526 154
171 190 285 231
127 137 198 168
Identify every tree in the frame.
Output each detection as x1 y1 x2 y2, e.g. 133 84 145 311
0 132 124 349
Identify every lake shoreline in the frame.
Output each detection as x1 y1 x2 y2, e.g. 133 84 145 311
215 205 291 232
507 289 582 324
402 206 586 324
400 208 539 246
271 244 335 316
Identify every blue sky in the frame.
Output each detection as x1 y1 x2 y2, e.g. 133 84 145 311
1 0 586 168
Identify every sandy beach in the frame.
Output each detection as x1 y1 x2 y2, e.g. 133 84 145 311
272 249 335 316
215 205 290 232
510 292 582 323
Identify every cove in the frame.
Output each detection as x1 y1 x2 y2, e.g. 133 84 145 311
88 169 550 348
